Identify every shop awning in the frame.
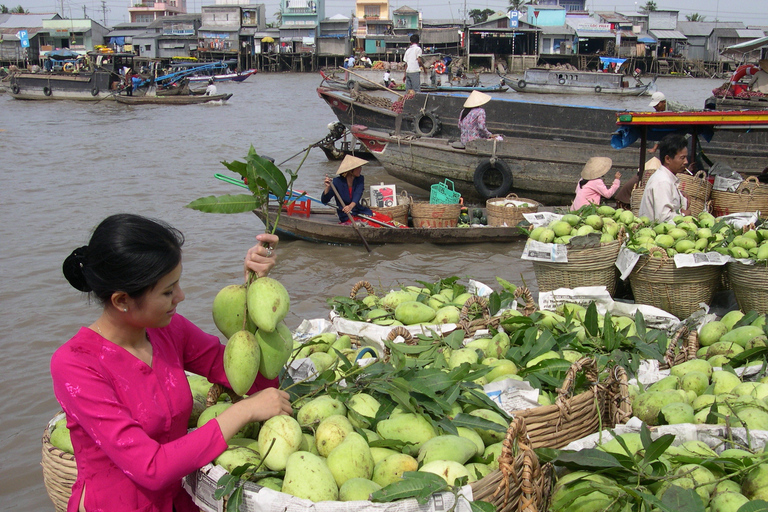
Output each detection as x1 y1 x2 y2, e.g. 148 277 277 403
649 30 687 40
722 35 768 55
637 33 656 43
575 30 614 38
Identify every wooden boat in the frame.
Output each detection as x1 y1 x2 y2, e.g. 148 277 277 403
319 70 380 91
114 93 232 105
9 51 137 101
504 68 654 95
317 86 768 174
253 207 522 245
188 69 257 82
705 95 768 111
417 83 508 93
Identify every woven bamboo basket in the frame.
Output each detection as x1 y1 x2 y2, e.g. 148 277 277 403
409 198 461 228
628 248 723 320
511 358 631 450
711 176 768 217
42 413 77 512
470 417 552 512
630 184 644 217
678 171 713 216
533 239 622 295
486 194 542 227
639 167 658 187
371 190 410 226
727 260 768 314
659 325 700 370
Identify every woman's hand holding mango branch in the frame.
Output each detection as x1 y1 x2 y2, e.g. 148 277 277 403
215 387 293 441
244 233 278 279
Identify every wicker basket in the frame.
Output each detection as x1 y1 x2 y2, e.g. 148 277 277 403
533 240 622 295
371 191 410 226
659 325 700 370
727 260 768 314
628 248 723 320
630 184 644 217
639 167 658 187
486 194 542 228
470 417 552 512
711 176 768 217
512 358 631 450
42 413 77 512
678 171 713 216
409 198 460 228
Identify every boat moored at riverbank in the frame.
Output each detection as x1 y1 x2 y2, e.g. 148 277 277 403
506 68 655 96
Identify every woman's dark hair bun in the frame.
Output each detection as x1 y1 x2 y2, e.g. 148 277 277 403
63 245 92 292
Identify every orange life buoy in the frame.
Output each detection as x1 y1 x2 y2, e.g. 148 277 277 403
434 61 446 74
730 64 759 84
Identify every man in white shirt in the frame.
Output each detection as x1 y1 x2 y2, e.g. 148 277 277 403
639 133 691 222
205 78 217 96
403 34 424 92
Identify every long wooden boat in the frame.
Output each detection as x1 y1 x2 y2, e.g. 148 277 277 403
114 93 232 105
317 86 768 175
504 68 654 96
253 207 522 245
188 69 257 83
705 95 768 111
417 83 509 93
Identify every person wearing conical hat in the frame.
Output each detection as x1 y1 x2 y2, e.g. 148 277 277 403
458 91 501 145
614 156 661 209
321 154 379 225
570 157 622 211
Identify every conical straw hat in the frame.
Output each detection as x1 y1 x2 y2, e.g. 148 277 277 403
463 90 492 108
644 156 661 171
336 155 369 175
581 157 613 180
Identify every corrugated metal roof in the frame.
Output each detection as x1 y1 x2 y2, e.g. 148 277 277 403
576 30 614 38
649 29 687 40
736 29 767 38
0 13 59 28
538 24 575 35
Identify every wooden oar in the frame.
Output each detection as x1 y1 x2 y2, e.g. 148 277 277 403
341 67 404 98
329 181 371 253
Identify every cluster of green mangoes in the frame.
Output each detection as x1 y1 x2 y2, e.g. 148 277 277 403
631 358 768 429
697 310 767 367
528 206 641 245
203 379 509 501
48 415 74 455
211 277 292 396
551 431 768 512
626 211 722 256
342 284 481 327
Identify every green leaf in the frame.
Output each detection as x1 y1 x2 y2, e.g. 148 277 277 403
553 448 625 470
185 194 263 213
452 413 507 433
248 146 288 199
659 485 706 512
470 501 497 512
642 433 674 465
738 501 768 512
226 486 244 512
371 471 447 503
584 302 600 337
220 159 248 177
488 292 501 316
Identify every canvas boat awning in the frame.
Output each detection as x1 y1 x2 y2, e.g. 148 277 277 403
649 29 687 40
636 33 655 44
722 35 768 55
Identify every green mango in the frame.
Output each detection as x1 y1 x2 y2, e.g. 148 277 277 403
381 290 417 311
468 408 508 446
214 446 261 473
338 478 381 501
326 432 375 487
346 392 381 429
212 284 255 339
255 322 293 380
246 277 290 333
50 426 73 454
223 330 261 396
376 413 437 448
719 325 766 348
669 358 713 379
282 451 338 502
419 460 470 486
297 395 347 427
255 476 283 491
372 453 418 487
417 435 477 465
257 415 303 470
699 321 728 346
464 463 491 483
315 414 354 457
394 301 436 325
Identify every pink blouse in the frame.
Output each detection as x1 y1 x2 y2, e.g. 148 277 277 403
51 314 278 512
571 178 621 211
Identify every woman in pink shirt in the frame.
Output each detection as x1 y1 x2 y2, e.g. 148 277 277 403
51 214 292 512
571 157 622 211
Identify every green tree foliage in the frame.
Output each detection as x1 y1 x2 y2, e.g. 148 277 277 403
508 0 531 11
640 1 657 13
468 8 495 24
685 13 706 21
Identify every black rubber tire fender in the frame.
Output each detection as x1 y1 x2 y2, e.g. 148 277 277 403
595 85 602 93
43 86 52 96
347 80 356 90
517 79 526 89
11 84 20 94
91 87 99 96
473 159 513 199
413 112 441 137
558 77 566 85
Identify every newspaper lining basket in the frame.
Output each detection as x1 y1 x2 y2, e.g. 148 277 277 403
510 358 631 450
486 194 542 227
470 417 552 512
727 260 768 314
711 176 768 217
409 198 460 228
42 413 77 512
533 240 622 295
371 190 410 225
628 248 723 320
678 170 713 216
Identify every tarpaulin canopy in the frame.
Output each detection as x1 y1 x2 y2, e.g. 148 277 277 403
45 49 81 60
599 57 627 65
722 35 768 55
261 36 274 43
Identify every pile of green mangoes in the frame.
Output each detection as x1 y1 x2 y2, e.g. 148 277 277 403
527 205 642 245
48 414 73 454
550 429 768 512
697 310 767 368
630 358 768 429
